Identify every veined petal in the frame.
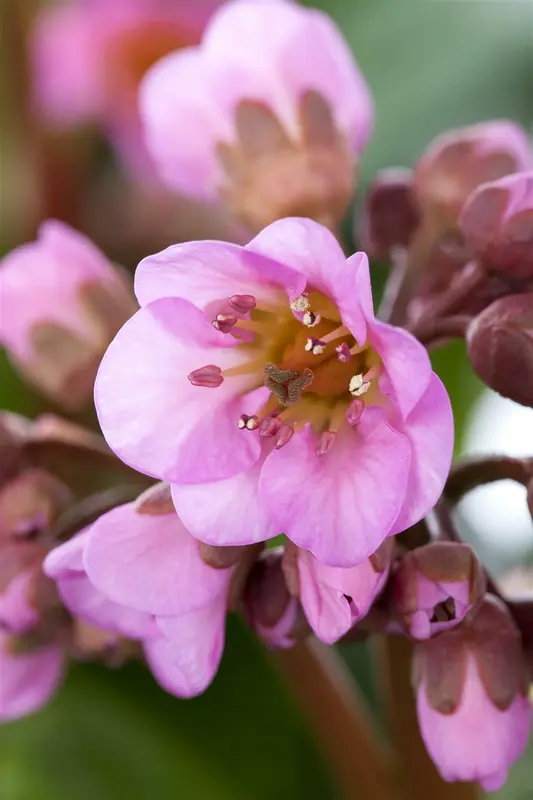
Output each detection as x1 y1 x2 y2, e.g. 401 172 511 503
260 414 410 567
84 502 230 616
95 297 262 483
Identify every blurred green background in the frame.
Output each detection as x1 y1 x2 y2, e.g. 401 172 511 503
1 1 532 798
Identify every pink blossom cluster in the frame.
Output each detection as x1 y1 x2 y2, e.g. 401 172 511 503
2 0 533 795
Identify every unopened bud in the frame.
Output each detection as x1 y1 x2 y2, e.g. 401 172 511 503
0 469 72 541
414 595 531 791
0 220 137 409
414 121 532 227
466 293 533 407
245 549 307 649
460 172 533 278
391 542 486 640
359 168 420 259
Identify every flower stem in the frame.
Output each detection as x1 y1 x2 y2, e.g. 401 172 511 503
274 638 395 800
408 315 470 349
445 456 533 503
375 635 481 799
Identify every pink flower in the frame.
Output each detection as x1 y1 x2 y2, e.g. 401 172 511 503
31 0 221 176
0 569 40 635
415 596 531 791
290 538 393 644
95 217 454 568
44 485 233 697
0 220 136 409
459 171 533 279
390 542 486 640
140 0 373 230
0 633 64 722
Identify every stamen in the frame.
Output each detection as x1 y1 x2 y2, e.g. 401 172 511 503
259 416 282 438
188 365 223 388
321 325 349 344
346 398 365 426
316 430 336 456
275 424 294 450
228 294 256 314
264 363 314 407
212 314 237 333
287 368 313 405
290 294 310 312
302 310 321 328
305 337 325 355
335 343 351 363
238 414 259 430
349 373 371 397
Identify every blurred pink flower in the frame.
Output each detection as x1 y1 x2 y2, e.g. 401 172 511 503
0 633 64 722
31 0 222 176
0 569 40 636
45 488 233 698
140 0 373 230
0 220 136 409
95 217 453 568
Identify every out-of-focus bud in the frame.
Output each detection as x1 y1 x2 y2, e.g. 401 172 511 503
414 121 532 229
140 0 374 232
0 413 32 487
359 168 420 259
0 469 72 541
414 595 531 791
245 549 307 649
0 220 137 409
466 293 533 407
391 542 486 640
286 539 393 645
460 172 533 279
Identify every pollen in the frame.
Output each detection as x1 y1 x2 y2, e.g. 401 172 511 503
290 294 310 313
305 337 325 355
302 310 321 328
349 373 371 397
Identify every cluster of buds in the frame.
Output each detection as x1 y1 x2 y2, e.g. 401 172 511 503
1 0 533 795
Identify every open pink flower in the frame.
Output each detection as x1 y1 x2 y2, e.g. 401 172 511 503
45 489 233 697
31 0 221 176
96 217 453 568
140 0 373 230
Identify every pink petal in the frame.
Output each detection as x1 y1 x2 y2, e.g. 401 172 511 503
83 502 231 616
43 529 88 577
247 218 368 344
368 318 433 419
260 414 411 567
298 550 388 644
135 239 302 311
171 442 277 546
390 374 454 534
146 598 226 697
0 571 39 635
417 655 531 789
0 635 63 721
95 297 262 483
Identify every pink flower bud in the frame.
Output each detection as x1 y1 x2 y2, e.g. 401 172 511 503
414 595 531 791
460 172 533 278
0 469 72 542
0 221 137 409
359 168 420 259
391 542 486 640
414 121 532 227
467 293 533 407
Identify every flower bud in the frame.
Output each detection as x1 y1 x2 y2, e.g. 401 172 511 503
359 168 420 259
391 542 486 640
466 293 533 407
414 595 531 791
245 549 306 649
460 172 533 278
0 469 72 541
414 121 532 228
0 220 137 409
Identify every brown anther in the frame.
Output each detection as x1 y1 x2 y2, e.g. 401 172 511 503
212 314 237 333
238 414 259 431
188 364 223 388
305 337 325 355
228 295 257 314
335 343 351 363
303 311 321 328
264 363 313 407
286 368 313 406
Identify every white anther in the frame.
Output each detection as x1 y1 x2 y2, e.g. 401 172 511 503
303 311 321 328
291 294 310 313
349 373 371 397
246 417 259 431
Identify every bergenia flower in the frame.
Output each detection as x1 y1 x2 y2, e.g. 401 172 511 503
95 217 454 568
140 0 373 231
44 484 234 697
0 220 136 409
31 0 221 176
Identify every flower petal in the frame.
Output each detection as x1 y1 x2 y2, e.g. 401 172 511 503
84 502 230 616
43 529 88 577
0 635 63 721
135 239 302 311
95 297 262 483
390 374 454 534
0 571 39 635
260 413 411 567
247 218 368 344
147 599 226 697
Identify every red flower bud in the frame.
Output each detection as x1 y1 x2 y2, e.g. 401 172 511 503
460 172 533 279
359 168 420 259
466 293 533 407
